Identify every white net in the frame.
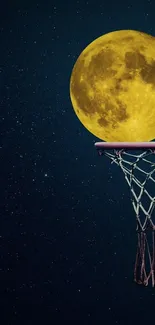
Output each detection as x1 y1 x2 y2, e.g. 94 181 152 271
97 147 155 287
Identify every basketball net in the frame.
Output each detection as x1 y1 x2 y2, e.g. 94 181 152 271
97 147 155 287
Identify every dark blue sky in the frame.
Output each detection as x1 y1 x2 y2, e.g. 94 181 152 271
1 0 155 323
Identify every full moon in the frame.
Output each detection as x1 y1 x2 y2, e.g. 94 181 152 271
70 30 155 142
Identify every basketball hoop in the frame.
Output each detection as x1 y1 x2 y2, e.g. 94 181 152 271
95 141 155 287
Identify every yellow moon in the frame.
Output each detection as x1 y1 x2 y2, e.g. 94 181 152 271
70 30 155 142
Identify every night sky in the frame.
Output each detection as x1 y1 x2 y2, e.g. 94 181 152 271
1 0 155 323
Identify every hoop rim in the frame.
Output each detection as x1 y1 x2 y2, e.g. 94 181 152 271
94 142 155 149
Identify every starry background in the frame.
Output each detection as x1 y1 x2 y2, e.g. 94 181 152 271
1 0 155 324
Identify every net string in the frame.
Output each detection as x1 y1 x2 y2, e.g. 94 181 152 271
98 149 155 231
